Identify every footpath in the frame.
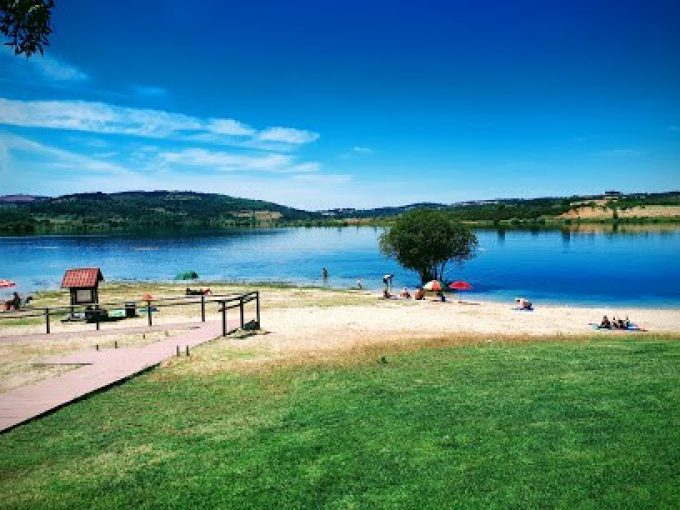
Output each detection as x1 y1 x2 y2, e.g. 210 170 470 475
0 319 235 433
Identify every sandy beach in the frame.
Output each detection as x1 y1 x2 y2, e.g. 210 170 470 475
245 292 680 356
2 286 680 343
2 285 679 387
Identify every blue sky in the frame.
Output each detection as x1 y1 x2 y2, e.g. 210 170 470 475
0 0 678 209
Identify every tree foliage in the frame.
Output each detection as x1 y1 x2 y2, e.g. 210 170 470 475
1 0 54 56
379 208 478 283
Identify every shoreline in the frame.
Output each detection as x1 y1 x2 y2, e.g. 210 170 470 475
5 278 680 310
2 282 679 338
3 221 680 237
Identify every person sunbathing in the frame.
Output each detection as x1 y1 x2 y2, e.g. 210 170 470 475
186 287 211 296
611 316 626 329
515 298 533 310
600 315 611 329
413 287 425 300
399 287 411 299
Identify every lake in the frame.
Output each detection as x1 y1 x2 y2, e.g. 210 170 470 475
1 226 679 307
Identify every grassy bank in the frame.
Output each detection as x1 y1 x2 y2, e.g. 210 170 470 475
1 335 678 508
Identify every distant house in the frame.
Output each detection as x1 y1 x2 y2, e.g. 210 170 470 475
61 267 104 305
605 190 622 197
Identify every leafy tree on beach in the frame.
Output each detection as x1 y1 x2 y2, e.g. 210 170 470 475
1 0 54 56
379 208 478 283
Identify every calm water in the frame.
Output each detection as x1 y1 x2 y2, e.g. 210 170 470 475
1 227 679 307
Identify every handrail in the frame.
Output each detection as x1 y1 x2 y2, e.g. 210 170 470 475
0 290 261 336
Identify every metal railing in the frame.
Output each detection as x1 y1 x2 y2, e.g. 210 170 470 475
0 291 260 336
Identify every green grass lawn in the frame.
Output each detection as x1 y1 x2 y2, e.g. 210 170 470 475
1 336 679 509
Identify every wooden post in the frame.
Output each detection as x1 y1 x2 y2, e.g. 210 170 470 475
201 294 205 323
221 301 227 336
147 300 152 327
45 307 50 335
256 291 260 329
95 306 100 331
239 296 244 329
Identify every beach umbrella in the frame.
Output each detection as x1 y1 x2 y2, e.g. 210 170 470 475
0 279 16 288
174 270 199 280
448 281 472 291
423 280 442 292
141 293 154 301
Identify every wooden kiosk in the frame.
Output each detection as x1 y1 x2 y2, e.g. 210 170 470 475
61 267 104 305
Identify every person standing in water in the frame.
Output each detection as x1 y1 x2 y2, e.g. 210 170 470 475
322 267 329 279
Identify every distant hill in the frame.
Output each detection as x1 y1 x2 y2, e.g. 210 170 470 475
1 190 678 234
320 191 680 226
0 191 320 234
0 194 49 204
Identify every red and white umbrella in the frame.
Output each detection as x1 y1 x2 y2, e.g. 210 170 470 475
448 281 472 291
423 280 443 292
0 279 16 288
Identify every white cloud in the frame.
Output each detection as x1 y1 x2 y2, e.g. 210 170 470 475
0 133 342 208
256 127 319 144
0 98 202 137
0 98 318 148
206 119 255 136
0 132 131 176
0 46 88 82
157 148 319 174
31 55 89 82
340 145 373 159
352 146 373 154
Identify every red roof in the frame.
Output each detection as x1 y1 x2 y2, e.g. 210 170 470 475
61 268 104 288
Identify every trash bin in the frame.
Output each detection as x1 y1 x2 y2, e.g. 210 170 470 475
85 307 108 323
125 302 137 318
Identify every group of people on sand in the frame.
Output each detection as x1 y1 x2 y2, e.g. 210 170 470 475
382 274 430 301
383 286 428 300
599 315 631 330
185 287 212 296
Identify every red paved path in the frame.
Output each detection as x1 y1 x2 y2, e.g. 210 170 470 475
0 319 237 433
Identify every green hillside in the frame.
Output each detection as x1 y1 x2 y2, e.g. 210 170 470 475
0 191 319 234
325 191 680 227
1 190 678 234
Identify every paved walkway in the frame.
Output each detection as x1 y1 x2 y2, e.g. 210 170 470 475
0 319 238 433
